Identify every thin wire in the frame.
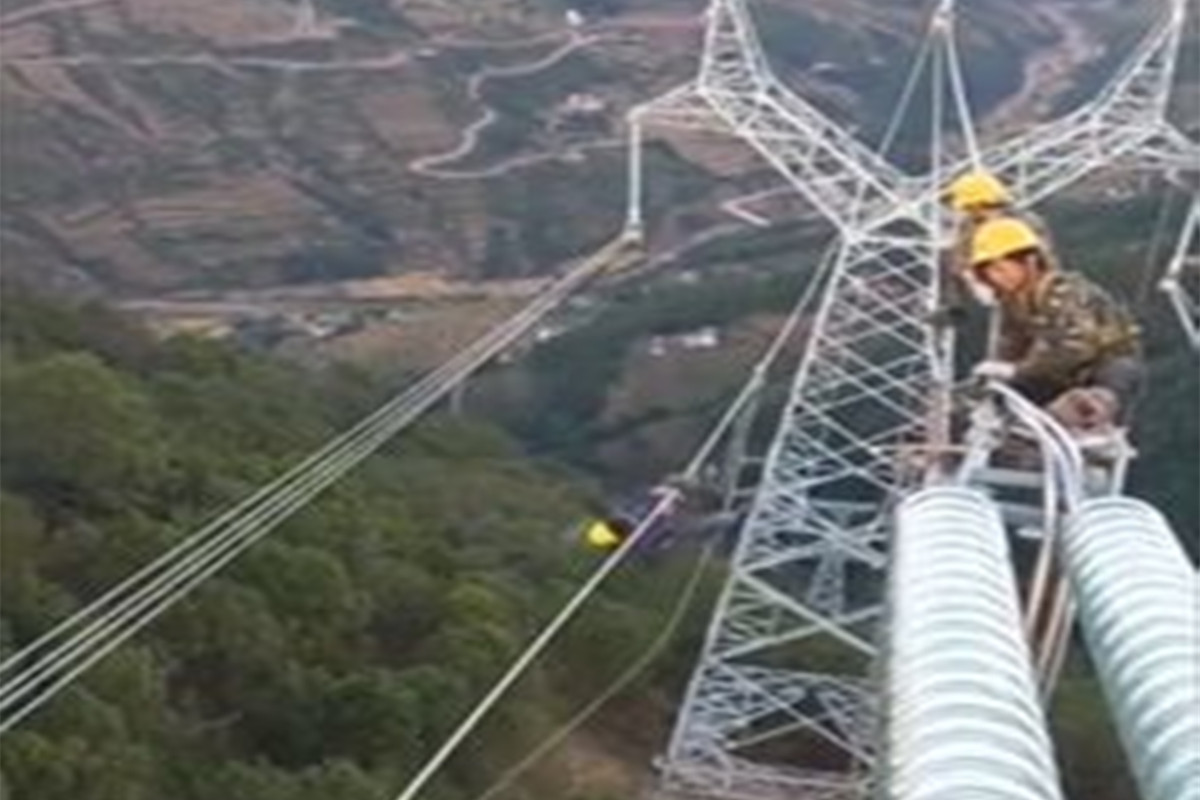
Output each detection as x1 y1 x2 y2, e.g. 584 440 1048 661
0 239 627 732
470 539 718 800
877 26 935 160
1135 186 1178 311
390 492 680 800
386 241 834 800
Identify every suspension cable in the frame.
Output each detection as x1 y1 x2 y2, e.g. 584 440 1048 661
940 0 981 166
470 538 717 800
876 26 935 160
386 243 834 800
0 238 631 733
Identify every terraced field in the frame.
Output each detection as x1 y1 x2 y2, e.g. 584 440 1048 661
0 0 1157 298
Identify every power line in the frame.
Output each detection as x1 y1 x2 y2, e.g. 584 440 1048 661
385 243 831 800
0 239 632 734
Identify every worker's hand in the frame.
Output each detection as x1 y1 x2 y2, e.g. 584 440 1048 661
972 360 1016 381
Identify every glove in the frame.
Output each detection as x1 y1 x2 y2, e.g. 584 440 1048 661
972 360 1016 381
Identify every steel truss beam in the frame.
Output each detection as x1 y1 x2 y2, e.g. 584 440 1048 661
626 0 911 238
660 228 939 796
638 0 1196 795
971 0 1193 206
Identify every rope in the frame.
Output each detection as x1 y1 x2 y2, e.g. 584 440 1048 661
0 238 630 734
470 538 718 800
876 20 934 160
1135 185 1178 311
386 242 834 800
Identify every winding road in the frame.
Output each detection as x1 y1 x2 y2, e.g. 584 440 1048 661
5 51 414 71
0 0 108 28
983 0 1109 129
407 31 610 178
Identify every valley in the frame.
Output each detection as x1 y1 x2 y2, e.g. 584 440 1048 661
2 0 1140 300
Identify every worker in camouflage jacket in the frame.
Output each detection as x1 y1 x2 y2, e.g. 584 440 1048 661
935 170 1061 326
965 216 1145 429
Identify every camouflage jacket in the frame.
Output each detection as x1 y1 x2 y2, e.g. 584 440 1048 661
999 271 1141 382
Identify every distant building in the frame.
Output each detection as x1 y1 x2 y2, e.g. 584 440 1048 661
535 325 564 343
566 9 585 28
562 92 607 116
647 327 721 357
678 327 720 350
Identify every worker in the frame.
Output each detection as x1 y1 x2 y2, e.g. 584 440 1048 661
935 170 1060 325
584 518 629 551
581 485 678 554
967 217 1144 428
945 169 1061 273
581 478 737 555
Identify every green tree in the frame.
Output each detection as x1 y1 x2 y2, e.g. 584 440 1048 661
1 353 164 511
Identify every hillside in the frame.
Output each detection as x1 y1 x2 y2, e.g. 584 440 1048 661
432 190 1198 542
0 0 1145 297
0 280 1165 800
1 0 1195 796
0 286 722 800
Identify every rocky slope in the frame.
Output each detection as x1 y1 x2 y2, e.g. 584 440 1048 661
0 0 1145 297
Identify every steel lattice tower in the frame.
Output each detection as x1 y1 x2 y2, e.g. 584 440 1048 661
623 0 1198 796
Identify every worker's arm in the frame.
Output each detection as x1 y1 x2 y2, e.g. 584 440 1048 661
996 314 1033 361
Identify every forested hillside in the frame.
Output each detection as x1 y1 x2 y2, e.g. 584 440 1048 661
0 0 1110 296
0 282 1169 800
0 286 714 800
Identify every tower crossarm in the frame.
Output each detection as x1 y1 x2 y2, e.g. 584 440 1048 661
971 0 1188 207
631 81 733 134
974 115 1176 208
1123 124 1200 174
697 0 911 231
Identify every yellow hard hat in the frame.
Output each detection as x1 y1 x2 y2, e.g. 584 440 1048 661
585 520 622 550
946 170 1011 212
970 217 1043 267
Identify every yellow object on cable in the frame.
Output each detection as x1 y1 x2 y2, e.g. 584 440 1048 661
946 170 1012 212
585 520 623 550
970 217 1043 267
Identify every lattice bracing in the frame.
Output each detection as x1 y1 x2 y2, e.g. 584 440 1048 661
661 227 940 788
635 0 1197 795
975 0 1194 206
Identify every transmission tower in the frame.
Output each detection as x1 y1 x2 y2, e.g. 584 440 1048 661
623 0 1197 795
